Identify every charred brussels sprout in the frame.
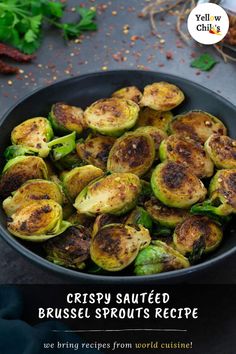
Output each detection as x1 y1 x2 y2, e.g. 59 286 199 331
49 102 86 134
11 117 53 158
74 173 141 216
140 82 184 111
90 224 151 271
7 200 70 241
159 134 214 178
135 126 167 160
136 108 173 132
125 207 153 230
3 179 63 216
0 156 48 199
169 110 227 144
134 241 189 275
48 132 76 161
76 135 116 170
92 214 123 237
145 198 189 228
45 225 91 269
61 165 104 200
191 169 236 217
107 131 155 176
173 216 223 261
4 145 39 161
205 134 236 169
67 212 94 228
112 86 142 104
84 98 139 137
151 161 207 208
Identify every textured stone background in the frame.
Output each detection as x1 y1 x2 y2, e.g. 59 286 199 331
0 0 235 283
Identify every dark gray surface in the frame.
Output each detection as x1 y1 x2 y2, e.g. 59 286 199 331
0 0 235 284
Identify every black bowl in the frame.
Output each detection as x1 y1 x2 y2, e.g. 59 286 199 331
1 70 236 283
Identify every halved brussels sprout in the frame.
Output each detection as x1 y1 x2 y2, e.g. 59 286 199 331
49 102 86 134
134 240 189 276
159 134 214 178
107 131 155 176
151 161 207 208
74 173 141 216
61 165 104 200
0 156 48 199
205 134 236 169
145 198 190 228
76 135 116 170
173 216 223 261
90 224 151 271
84 98 140 137
3 179 63 216
45 225 91 269
140 82 185 111
135 126 167 160
7 200 70 241
125 207 153 230
67 212 94 228
92 214 123 237
11 117 54 158
4 145 39 161
191 169 236 217
48 132 76 161
112 86 142 104
52 150 82 171
136 108 173 132
169 110 227 144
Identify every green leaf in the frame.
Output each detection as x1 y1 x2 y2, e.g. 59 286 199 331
191 53 218 71
30 14 42 33
24 28 36 43
43 1 64 18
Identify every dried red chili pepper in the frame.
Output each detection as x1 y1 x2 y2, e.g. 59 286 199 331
0 43 35 74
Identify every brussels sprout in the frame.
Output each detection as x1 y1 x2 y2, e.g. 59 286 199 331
49 102 86 135
173 216 223 261
140 82 185 111
48 132 76 161
74 173 141 216
76 135 116 170
112 86 142 104
169 110 227 144
3 179 63 216
151 161 207 208
90 224 151 271
107 131 155 176
136 108 173 132
45 225 91 269
134 241 189 275
67 212 94 228
92 214 123 237
191 169 236 217
84 98 139 137
52 151 82 171
145 198 190 228
4 145 39 161
7 200 70 242
11 117 54 158
61 165 104 200
135 126 167 160
125 207 153 230
159 134 214 178
205 134 236 169
0 156 48 199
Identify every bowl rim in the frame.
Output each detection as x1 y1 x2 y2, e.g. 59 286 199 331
1 69 236 283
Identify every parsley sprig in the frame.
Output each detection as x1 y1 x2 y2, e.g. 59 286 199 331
0 0 97 54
